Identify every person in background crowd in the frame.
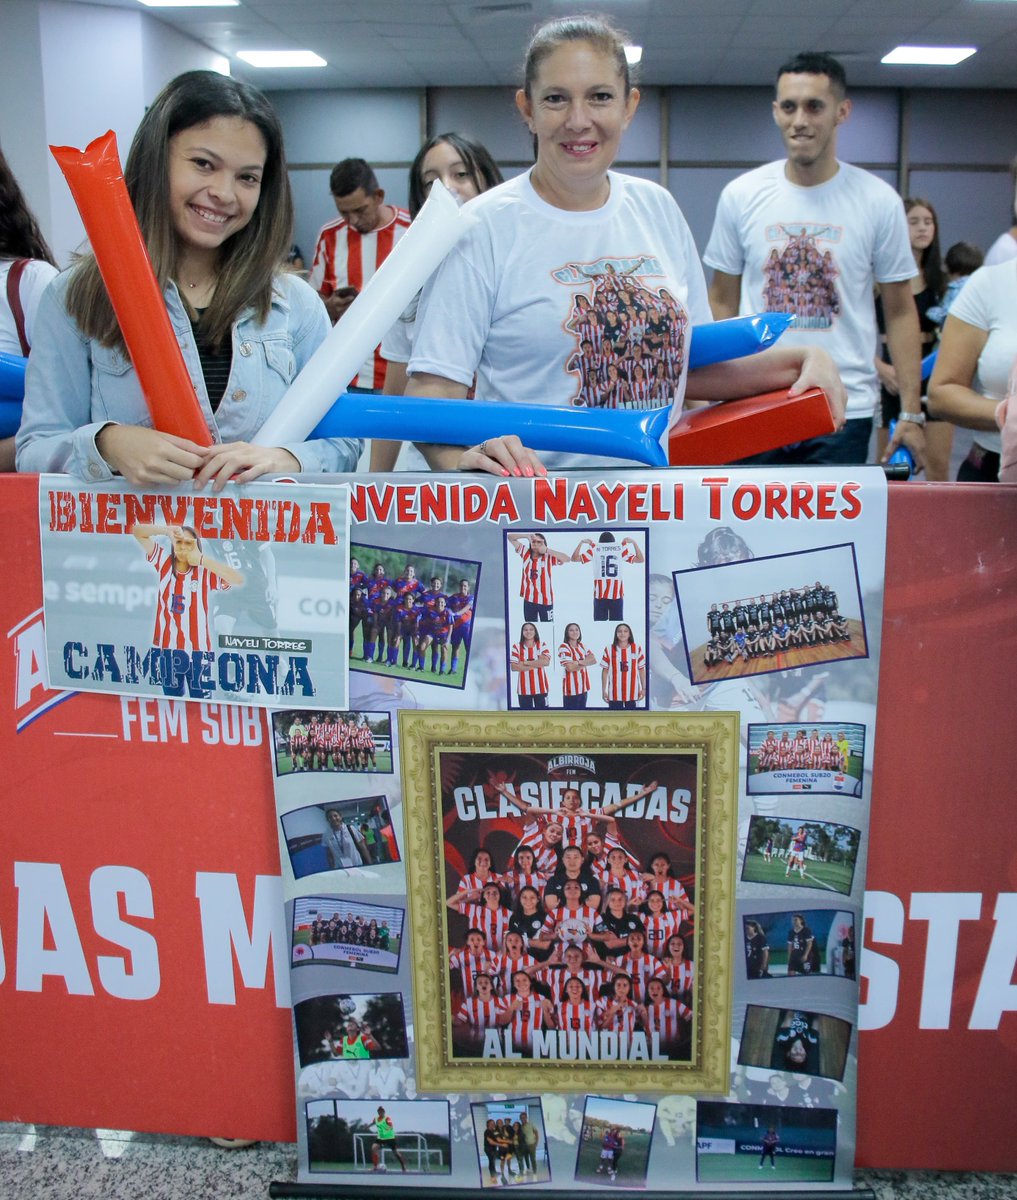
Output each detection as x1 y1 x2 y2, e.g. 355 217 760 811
372 133 502 471
927 241 984 327
0 144 58 472
704 51 920 468
875 198 952 479
308 156 410 388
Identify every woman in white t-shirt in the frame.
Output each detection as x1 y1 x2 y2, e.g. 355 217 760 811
408 14 845 476
928 261 1017 481
1 145 59 471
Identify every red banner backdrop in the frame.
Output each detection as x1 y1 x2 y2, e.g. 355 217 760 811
1 475 1015 1167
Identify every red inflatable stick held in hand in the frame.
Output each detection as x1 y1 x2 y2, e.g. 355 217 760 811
50 130 212 446
667 387 836 465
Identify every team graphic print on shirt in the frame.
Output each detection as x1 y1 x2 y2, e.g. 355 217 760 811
761 224 843 330
554 256 689 410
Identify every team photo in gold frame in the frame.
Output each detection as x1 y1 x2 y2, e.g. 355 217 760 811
399 710 738 1093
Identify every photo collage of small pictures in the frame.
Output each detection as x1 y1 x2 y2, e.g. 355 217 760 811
672 538 869 1185
274 534 487 1186
272 694 410 1137
282 519 873 1189
504 529 649 712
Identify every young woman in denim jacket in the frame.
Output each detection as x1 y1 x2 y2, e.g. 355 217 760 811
16 71 360 485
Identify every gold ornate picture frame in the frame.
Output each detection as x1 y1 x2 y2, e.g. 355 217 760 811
399 710 738 1093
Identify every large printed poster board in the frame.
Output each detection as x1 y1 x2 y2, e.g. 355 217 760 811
272 467 886 1193
4 479 1017 1171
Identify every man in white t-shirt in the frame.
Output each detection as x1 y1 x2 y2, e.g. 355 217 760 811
308 158 410 389
704 52 925 468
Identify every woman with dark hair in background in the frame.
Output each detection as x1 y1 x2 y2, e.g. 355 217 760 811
17 70 361 483
0 144 58 471
372 132 503 471
875 198 951 478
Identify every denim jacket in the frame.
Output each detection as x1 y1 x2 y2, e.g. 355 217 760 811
15 270 362 478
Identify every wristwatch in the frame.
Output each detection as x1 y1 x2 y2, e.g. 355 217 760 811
898 411 926 426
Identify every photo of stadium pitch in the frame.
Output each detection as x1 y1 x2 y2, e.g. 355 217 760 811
306 1098 451 1175
741 815 860 897
696 1101 836 1183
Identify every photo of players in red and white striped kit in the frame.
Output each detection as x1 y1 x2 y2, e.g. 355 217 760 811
350 543 481 690
271 709 393 776
747 721 865 798
504 528 649 711
575 533 645 623
131 523 245 653
601 623 647 710
440 746 698 1063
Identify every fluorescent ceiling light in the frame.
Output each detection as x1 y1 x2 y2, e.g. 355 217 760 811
138 1 240 8
236 50 327 68
881 45 976 65
624 44 643 66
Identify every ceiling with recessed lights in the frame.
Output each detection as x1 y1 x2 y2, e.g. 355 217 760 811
66 0 1017 90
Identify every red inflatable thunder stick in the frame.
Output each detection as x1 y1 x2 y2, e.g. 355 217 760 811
49 130 212 446
667 387 836 465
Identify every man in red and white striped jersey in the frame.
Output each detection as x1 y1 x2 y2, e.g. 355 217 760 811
308 158 411 389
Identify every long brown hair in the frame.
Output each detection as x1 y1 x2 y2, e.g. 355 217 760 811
905 197 945 302
0 145 56 264
65 71 293 350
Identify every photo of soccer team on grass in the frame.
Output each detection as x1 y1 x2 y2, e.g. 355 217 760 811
272 710 392 776
439 748 699 1065
746 722 864 798
349 543 480 689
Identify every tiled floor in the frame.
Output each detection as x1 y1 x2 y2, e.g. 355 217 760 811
1 1124 1015 1199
